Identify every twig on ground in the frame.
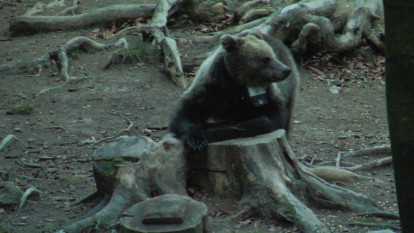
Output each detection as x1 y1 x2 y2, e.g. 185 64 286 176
335 152 342 167
114 24 145 37
357 211 400 220
223 209 249 222
58 0 81 16
93 120 134 145
0 134 19 152
343 156 392 172
310 154 318 165
18 187 42 212
147 0 188 89
307 166 371 182
35 37 124 97
347 221 401 231
341 145 391 157
45 126 67 131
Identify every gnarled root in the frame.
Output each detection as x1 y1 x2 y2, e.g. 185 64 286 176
35 36 124 97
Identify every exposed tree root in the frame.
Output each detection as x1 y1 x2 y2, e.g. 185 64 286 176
347 221 401 231
341 145 391 157
219 0 384 57
10 4 156 36
0 134 19 152
260 0 383 55
18 187 42 212
344 156 392 172
58 0 81 16
239 7 275 24
329 145 392 172
63 187 136 233
357 211 400 220
108 0 188 88
0 58 52 75
147 0 188 89
318 145 391 170
93 120 134 145
179 0 384 70
8 0 188 89
307 166 371 182
181 51 211 72
35 36 123 97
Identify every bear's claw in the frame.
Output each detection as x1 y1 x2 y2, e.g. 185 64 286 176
184 133 208 152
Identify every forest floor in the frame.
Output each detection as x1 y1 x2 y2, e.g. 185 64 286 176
0 0 398 233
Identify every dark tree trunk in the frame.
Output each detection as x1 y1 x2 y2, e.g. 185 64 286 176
383 0 414 232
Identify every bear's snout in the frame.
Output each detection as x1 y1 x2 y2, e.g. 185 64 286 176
282 67 292 77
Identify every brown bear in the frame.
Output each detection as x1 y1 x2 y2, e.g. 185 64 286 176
169 29 299 152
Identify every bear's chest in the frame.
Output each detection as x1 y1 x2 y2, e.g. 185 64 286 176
210 86 269 121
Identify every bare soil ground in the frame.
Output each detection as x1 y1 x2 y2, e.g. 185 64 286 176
0 1 398 233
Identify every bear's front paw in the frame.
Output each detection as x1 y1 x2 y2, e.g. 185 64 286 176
183 132 208 152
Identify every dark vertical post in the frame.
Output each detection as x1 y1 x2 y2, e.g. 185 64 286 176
383 0 414 232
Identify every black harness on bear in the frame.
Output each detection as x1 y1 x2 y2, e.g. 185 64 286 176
245 86 269 107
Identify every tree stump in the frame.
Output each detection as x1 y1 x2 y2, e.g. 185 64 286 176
188 129 381 233
120 194 207 233
62 131 382 233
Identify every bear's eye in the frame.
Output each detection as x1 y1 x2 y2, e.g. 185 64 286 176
263 57 272 63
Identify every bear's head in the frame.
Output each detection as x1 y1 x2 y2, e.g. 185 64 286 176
220 31 291 87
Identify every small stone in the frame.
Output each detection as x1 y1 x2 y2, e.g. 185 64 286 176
329 85 341 94
64 202 70 211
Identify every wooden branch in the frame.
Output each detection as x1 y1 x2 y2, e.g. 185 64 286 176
58 0 81 16
10 4 156 36
36 36 120 97
307 166 370 182
18 187 42 212
253 0 384 54
93 120 134 145
147 0 188 89
0 134 19 152
357 211 400 220
341 145 391 157
181 52 211 72
148 0 178 28
347 221 401 231
239 7 275 24
344 156 392 172
0 58 52 75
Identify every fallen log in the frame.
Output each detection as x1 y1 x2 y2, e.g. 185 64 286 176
10 4 156 36
147 0 188 89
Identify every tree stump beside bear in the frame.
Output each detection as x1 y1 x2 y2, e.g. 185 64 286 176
188 129 381 233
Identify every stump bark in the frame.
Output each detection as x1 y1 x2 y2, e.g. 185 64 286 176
188 129 381 233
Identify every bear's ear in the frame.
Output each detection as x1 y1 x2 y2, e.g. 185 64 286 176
250 28 263 39
221 35 238 51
